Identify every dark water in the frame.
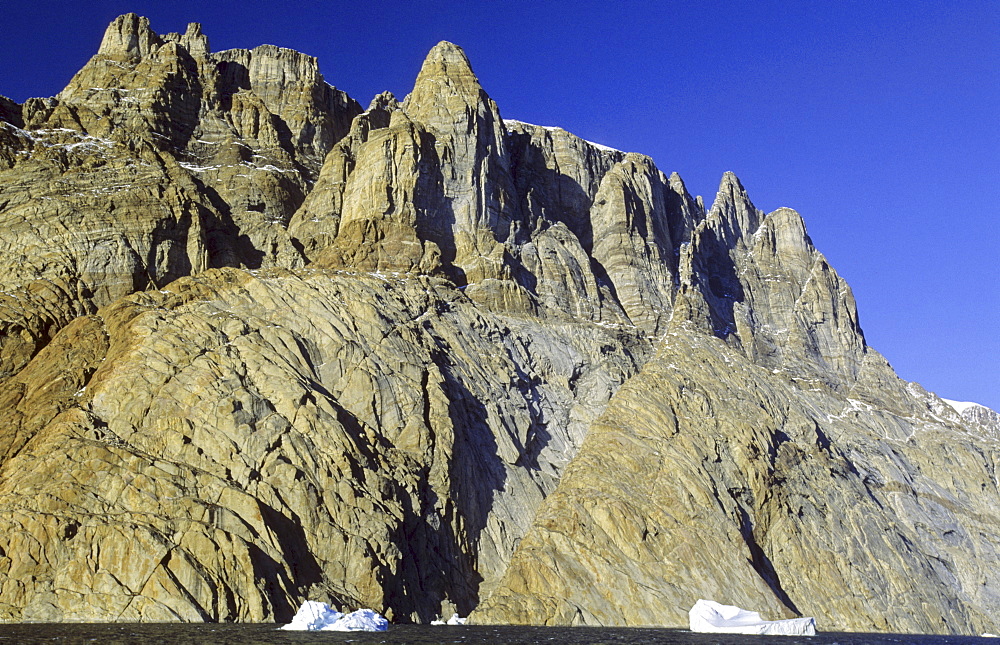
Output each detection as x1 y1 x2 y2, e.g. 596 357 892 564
0 624 992 645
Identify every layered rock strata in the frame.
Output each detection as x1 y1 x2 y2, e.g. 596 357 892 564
0 268 645 621
0 15 996 636
289 42 694 333
473 326 1000 634
474 174 1000 635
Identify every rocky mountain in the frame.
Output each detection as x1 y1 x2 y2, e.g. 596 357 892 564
0 14 997 635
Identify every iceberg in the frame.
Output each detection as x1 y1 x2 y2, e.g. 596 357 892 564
689 599 816 636
325 608 389 631
281 601 388 631
430 612 467 625
280 600 341 630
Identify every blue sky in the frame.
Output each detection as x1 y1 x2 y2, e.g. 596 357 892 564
2 1 998 410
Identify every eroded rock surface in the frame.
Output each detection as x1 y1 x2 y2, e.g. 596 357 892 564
0 14 997 636
472 176 1000 635
472 325 1000 634
0 268 646 621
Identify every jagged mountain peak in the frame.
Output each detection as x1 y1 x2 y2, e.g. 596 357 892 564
184 21 204 38
710 171 755 214
667 170 688 192
97 14 210 60
420 40 477 80
427 40 470 61
367 90 399 112
403 40 496 125
166 21 210 57
409 40 480 93
703 170 762 244
96 13 162 59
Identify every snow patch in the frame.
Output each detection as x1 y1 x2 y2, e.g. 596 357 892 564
504 118 561 131
943 399 985 415
253 163 295 173
179 162 221 173
689 599 816 636
586 139 620 152
5 127 113 153
503 119 622 153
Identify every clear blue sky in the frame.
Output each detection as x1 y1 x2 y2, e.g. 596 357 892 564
2 0 998 411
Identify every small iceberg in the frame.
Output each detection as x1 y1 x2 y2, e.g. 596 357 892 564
689 599 816 636
281 600 389 631
431 613 467 625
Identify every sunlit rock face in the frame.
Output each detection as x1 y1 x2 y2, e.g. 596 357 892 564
0 13 363 389
1 15 997 636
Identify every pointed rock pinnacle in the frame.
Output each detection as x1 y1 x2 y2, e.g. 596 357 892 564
404 41 488 122
97 13 162 59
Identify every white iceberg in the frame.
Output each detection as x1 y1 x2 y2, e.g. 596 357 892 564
325 608 389 631
280 600 341 630
431 612 467 625
280 601 388 631
689 599 816 636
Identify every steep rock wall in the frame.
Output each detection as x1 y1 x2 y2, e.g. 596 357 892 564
0 15 996 636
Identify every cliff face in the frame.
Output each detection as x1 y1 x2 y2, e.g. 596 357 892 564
0 14 361 384
0 15 996 634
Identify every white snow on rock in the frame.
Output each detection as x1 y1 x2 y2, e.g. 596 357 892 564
943 398 985 415
178 162 222 173
503 119 622 153
280 601 388 632
689 599 816 636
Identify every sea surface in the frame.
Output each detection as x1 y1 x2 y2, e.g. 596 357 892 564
0 624 992 645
